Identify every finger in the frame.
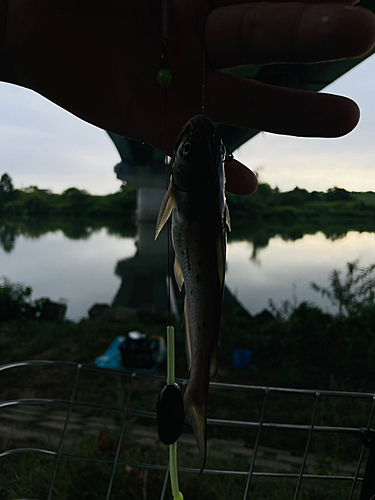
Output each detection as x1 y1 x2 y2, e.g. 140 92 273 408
225 159 258 195
211 0 360 6
206 72 360 138
206 3 375 69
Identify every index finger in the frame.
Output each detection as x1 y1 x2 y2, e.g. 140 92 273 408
211 0 360 6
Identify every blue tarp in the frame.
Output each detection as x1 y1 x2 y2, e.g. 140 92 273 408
233 348 252 370
94 335 166 373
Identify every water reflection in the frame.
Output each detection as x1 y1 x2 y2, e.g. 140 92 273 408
2 215 374 259
112 221 242 319
226 231 375 315
232 218 375 261
0 218 137 320
0 216 374 320
0 216 136 253
113 220 173 315
0 224 19 253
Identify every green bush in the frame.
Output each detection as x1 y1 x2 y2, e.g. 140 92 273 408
0 277 45 322
311 259 375 316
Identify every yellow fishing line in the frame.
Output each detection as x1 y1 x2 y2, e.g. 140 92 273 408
166 326 184 500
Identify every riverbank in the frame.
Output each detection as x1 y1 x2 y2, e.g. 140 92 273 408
1 300 372 500
2 255 375 392
1 287 374 395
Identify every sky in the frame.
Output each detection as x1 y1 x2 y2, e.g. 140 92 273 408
1 53 375 195
238 54 375 192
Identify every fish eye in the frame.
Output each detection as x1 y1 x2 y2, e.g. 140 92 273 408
182 142 192 156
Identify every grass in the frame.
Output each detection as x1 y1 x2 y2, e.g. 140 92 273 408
0 309 371 499
0 424 361 500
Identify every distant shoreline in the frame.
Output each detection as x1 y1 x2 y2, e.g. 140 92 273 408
2 173 375 222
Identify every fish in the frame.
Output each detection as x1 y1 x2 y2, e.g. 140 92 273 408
155 114 231 473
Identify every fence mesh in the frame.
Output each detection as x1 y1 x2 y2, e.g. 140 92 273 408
0 360 374 500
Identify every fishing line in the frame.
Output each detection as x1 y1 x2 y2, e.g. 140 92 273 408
157 0 172 328
164 87 171 328
202 48 206 115
156 1 184 499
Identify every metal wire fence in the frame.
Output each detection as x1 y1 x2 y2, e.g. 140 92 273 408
0 360 374 500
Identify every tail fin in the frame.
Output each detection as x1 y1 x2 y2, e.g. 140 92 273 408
184 385 207 475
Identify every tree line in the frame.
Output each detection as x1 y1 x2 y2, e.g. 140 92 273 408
0 173 136 217
227 183 375 234
1 172 375 221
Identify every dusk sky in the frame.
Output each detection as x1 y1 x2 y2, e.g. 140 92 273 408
1 53 375 195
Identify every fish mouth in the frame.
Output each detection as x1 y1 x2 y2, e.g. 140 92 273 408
186 115 216 142
175 115 217 152
172 115 225 191
175 115 222 162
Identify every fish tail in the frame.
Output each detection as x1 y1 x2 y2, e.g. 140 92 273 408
184 384 207 475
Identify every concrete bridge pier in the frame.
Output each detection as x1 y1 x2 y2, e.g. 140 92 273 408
137 187 166 223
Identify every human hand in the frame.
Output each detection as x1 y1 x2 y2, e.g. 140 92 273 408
4 0 375 194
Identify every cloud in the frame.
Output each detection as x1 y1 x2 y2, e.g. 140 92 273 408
238 54 375 192
0 83 121 194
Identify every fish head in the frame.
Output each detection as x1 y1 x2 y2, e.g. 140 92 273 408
172 115 226 192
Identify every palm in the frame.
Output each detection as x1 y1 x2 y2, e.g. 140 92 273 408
8 0 208 145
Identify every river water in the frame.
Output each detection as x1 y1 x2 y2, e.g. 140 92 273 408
1 219 374 320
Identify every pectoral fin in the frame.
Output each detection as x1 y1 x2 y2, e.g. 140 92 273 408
225 202 231 232
174 256 184 292
155 184 176 240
